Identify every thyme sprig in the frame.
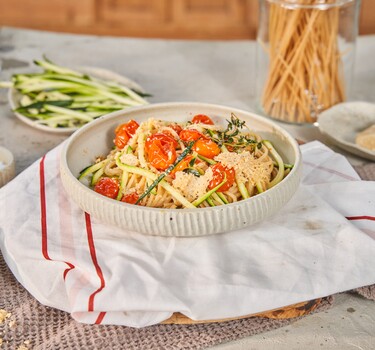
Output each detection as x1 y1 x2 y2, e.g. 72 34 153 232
210 113 260 150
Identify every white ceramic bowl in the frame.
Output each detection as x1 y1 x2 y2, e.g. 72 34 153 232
60 102 302 236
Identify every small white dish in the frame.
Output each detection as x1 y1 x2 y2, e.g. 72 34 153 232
8 66 146 134
60 102 302 237
0 146 15 188
318 102 375 162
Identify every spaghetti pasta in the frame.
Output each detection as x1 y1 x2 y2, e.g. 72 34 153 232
78 114 291 208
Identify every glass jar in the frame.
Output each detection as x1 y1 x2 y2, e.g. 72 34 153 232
256 0 361 124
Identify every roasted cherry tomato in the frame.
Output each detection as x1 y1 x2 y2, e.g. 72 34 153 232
192 114 214 125
94 177 119 199
114 120 139 149
179 129 205 142
170 155 194 176
121 192 139 204
115 119 139 136
147 140 177 170
114 130 130 149
208 163 236 192
145 133 177 170
168 123 183 135
192 139 220 159
145 133 178 150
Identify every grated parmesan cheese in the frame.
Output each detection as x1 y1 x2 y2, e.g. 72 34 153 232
119 153 139 167
172 168 214 201
215 151 271 185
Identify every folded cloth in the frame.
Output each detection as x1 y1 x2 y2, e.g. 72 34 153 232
0 141 374 328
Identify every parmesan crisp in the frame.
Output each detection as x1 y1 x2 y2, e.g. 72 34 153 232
119 153 139 167
172 168 214 201
215 151 271 185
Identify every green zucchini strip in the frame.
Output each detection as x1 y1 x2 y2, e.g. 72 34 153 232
78 159 106 180
211 192 225 205
91 168 104 186
116 145 133 200
192 176 227 207
263 140 285 188
133 142 194 204
115 160 194 208
206 197 216 207
197 154 217 165
216 192 229 204
237 179 250 199
255 181 264 194
44 105 93 122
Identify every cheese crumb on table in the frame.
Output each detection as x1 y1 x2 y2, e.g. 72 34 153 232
17 340 31 350
0 309 11 323
8 319 16 328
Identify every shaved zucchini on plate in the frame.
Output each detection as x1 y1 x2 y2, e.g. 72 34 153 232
0 58 150 134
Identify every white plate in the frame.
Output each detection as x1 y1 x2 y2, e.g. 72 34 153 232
318 102 375 162
60 102 302 237
8 66 146 134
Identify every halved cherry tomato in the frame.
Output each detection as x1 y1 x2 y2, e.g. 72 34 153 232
145 134 177 171
179 129 205 142
121 192 139 204
170 155 194 176
94 177 119 199
168 123 183 135
192 114 214 125
115 119 139 136
145 133 178 151
147 140 177 170
114 130 130 149
208 163 236 192
114 120 139 149
192 139 220 159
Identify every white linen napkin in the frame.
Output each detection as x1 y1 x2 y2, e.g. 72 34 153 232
0 141 374 328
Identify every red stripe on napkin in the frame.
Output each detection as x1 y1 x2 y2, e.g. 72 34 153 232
347 216 375 222
63 263 76 280
56 151 76 280
303 161 358 181
95 312 106 325
85 213 106 312
40 155 51 261
39 155 76 278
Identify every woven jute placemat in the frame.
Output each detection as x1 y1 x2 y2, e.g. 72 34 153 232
0 164 374 350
